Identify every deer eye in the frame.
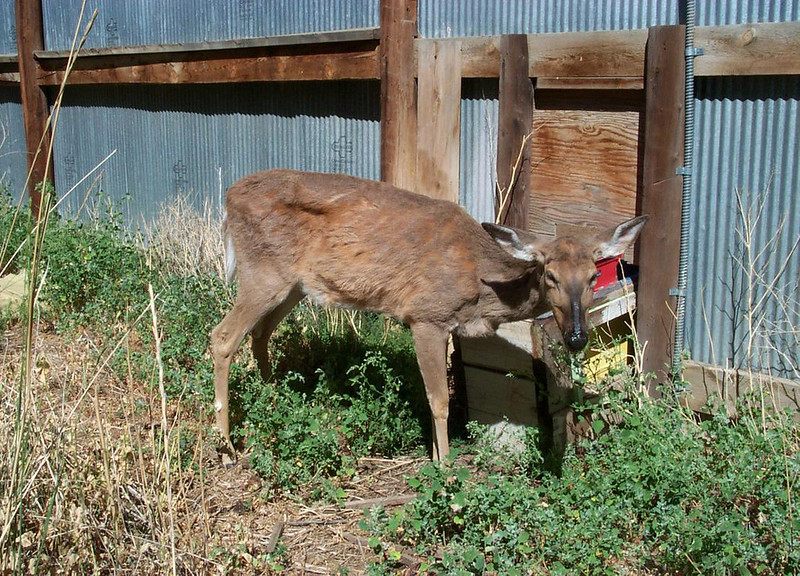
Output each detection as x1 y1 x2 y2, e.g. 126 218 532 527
545 271 559 286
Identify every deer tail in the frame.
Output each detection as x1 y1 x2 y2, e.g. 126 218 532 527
223 213 236 284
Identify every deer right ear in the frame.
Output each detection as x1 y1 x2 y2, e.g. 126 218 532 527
482 223 544 264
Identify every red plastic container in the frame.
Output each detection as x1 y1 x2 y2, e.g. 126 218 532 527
594 254 622 292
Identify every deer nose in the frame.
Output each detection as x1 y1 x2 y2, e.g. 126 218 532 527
565 330 588 352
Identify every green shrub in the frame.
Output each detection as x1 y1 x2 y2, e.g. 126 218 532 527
39 213 147 325
240 351 424 494
366 397 800 575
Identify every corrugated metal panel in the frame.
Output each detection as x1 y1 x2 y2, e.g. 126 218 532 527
419 0 798 37
0 87 29 201
0 0 15 55
41 0 380 51
686 76 799 377
52 82 380 225
419 0 679 37
460 79 498 223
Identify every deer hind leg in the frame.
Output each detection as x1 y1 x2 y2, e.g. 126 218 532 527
210 281 296 459
251 287 304 381
411 323 451 461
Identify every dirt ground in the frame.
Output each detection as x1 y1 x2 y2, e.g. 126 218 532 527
1 318 431 575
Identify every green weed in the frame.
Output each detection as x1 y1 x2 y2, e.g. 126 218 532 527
365 394 799 575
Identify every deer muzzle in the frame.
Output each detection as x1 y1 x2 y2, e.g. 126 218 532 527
564 299 589 352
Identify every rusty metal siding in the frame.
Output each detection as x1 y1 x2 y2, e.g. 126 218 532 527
686 76 800 377
52 82 380 225
41 0 380 51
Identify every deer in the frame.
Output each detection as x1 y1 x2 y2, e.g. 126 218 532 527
210 169 648 462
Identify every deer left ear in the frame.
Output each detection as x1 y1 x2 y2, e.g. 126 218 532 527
593 215 649 261
482 223 544 264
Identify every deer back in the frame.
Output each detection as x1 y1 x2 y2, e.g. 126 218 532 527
224 170 540 332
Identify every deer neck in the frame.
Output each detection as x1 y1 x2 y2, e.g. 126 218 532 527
476 253 547 329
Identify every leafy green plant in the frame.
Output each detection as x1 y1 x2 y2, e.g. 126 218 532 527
366 395 799 575
240 351 424 494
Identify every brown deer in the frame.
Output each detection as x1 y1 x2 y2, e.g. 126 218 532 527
211 169 647 461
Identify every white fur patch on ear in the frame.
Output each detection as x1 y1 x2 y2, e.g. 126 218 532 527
594 215 649 261
499 240 537 262
482 223 539 262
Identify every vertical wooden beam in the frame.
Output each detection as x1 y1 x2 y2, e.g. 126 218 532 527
416 40 461 203
637 25 686 388
15 0 53 215
496 35 533 228
379 0 417 191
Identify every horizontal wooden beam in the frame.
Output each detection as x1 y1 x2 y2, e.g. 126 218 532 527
682 360 800 417
695 22 800 76
8 20 796 88
536 76 644 90
429 20 800 80
37 43 380 85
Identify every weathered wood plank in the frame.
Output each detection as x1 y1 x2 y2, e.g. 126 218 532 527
416 40 461 202
695 21 800 76
453 21 800 79
637 25 685 388
380 0 418 191
536 76 644 90
528 109 640 239
37 48 379 85
496 35 533 228
682 360 800 416
15 0 52 214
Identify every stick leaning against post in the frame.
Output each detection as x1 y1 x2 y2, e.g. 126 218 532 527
211 170 648 462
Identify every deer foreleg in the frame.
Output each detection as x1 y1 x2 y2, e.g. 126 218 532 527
412 323 451 461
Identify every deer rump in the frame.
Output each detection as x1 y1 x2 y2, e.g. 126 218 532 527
212 169 647 463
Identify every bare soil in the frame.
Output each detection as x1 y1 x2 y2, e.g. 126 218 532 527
1 322 428 575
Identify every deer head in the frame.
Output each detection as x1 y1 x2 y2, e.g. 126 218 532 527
483 216 649 352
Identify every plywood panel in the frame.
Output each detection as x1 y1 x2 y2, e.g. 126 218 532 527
528 109 640 241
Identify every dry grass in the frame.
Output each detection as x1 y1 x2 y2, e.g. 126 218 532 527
143 194 228 282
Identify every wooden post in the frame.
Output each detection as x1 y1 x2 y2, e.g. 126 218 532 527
637 25 686 388
416 40 461 203
15 0 53 215
379 0 417 191
496 35 533 228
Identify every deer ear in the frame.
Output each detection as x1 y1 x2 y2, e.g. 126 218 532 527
482 223 544 264
593 215 649 261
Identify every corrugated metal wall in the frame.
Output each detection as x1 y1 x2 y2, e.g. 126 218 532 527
0 88 28 200
41 0 380 50
688 76 799 377
53 82 380 225
0 0 15 54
